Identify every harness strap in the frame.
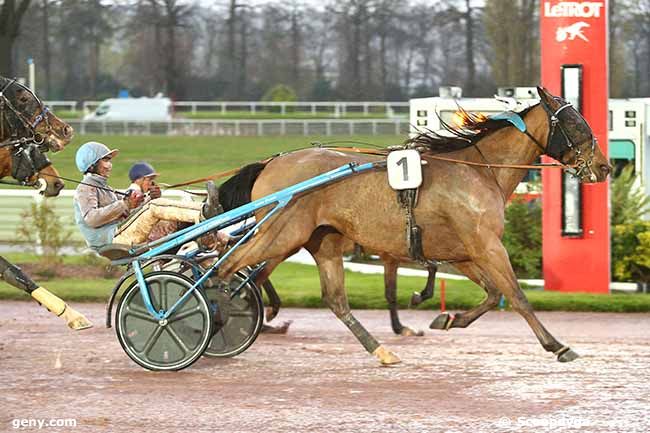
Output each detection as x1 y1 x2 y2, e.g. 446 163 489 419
396 188 429 265
422 153 573 170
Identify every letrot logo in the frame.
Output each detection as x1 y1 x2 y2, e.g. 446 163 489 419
556 21 590 42
543 1 604 18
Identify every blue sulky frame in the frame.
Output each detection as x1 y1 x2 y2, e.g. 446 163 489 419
124 161 379 322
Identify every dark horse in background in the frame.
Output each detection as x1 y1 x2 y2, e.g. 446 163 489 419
216 87 610 365
0 76 92 330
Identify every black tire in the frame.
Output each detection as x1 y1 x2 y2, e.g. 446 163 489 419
203 271 264 358
115 271 213 371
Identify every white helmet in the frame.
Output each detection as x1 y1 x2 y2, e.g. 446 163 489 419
75 141 119 173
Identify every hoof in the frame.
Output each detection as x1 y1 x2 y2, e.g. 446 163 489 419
260 320 292 334
429 312 454 330
372 345 401 365
265 306 279 322
409 292 422 307
556 347 580 362
399 327 424 337
61 307 93 331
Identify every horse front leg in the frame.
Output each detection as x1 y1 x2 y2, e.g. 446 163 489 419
381 256 423 337
0 256 92 330
307 230 400 365
468 238 578 362
429 261 500 330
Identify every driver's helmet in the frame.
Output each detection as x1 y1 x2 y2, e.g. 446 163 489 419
75 141 119 173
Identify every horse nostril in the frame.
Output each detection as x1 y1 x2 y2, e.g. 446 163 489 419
63 125 73 137
600 164 611 177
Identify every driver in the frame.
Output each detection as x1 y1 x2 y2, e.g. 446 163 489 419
73 141 221 251
126 161 161 202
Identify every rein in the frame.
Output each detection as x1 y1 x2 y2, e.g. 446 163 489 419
161 143 570 191
421 154 573 170
33 171 129 197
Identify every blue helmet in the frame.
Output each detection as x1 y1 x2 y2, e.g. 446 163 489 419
75 141 119 173
129 162 158 181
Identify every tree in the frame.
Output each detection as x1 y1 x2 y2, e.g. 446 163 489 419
329 0 375 99
41 0 52 98
152 0 194 98
463 0 476 95
483 0 538 86
0 0 32 77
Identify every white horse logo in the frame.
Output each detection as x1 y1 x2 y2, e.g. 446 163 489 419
556 21 590 42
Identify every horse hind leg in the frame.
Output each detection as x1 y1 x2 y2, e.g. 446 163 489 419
0 256 92 330
253 256 287 322
382 256 423 337
307 228 400 365
429 261 499 330
410 261 437 307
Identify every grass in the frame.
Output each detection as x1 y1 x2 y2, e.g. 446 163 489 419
2 253 650 312
35 134 403 189
55 110 83 119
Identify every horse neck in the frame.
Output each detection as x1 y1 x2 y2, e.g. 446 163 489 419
470 105 547 199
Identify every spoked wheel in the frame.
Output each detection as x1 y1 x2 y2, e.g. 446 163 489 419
115 271 214 371
203 271 264 358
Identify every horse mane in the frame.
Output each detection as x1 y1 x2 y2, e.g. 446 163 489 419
218 162 267 211
405 104 536 155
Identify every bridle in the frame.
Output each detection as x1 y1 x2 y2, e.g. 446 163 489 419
0 78 55 188
523 96 598 182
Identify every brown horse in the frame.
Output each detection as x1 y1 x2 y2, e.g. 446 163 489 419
216 87 610 365
0 76 91 330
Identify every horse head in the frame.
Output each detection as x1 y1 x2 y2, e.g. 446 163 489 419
537 86 610 183
0 76 74 152
0 76 72 196
34 164 65 197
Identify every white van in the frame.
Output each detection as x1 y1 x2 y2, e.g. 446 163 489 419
84 97 172 122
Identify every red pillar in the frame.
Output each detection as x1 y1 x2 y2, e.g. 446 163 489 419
540 1 610 293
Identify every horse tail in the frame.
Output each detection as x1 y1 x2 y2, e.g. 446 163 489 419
218 162 267 211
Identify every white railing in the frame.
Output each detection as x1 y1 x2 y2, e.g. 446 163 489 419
65 119 410 136
78 100 409 117
44 100 78 112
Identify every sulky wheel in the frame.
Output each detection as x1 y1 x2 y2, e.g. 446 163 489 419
115 271 214 371
203 271 264 358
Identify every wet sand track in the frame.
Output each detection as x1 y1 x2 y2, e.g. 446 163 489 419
1 302 649 432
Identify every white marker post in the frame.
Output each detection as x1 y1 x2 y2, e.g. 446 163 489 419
27 57 36 93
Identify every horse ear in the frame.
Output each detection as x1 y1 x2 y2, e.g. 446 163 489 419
536 86 552 103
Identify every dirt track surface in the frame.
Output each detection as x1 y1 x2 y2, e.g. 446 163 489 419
1 302 649 433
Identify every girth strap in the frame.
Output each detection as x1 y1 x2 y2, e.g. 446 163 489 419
397 188 428 265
